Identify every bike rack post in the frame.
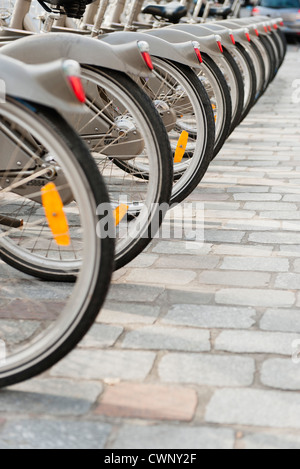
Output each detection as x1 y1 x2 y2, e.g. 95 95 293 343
81 0 100 28
91 0 110 36
202 1 214 22
124 0 144 30
232 0 242 18
9 0 31 29
192 0 204 21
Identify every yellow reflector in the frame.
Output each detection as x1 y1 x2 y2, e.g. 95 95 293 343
214 115 217 123
174 131 189 163
41 182 70 246
113 204 129 226
212 104 216 110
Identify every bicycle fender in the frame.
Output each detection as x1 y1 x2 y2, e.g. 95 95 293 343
196 25 237 50
0 32 152 77
0 55 86 113
156 26 223 58
100 30 200 68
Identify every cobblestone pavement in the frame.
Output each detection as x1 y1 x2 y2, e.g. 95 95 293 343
1 45 300 450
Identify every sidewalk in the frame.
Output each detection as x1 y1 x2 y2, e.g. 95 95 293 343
1 44 300 450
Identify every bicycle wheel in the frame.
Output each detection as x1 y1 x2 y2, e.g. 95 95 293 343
259 34 277 83
252 36 272 92
0 97 115 388
229 43 257 123
69 66 173 270
276 28 287 65
216 48 245 133
133 57 215 203
247 40 266 101
198 53 232 159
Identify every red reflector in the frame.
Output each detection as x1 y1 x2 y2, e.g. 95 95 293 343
230 34 236 45
194 47 203 63
142 51 154 71
280 21 284 26
268 25 272 32
255 28 259 37
68 76 86 103
245 32 251 42
264 25 268 33
217 41 223 53
273 23 278 30
252 7 259 13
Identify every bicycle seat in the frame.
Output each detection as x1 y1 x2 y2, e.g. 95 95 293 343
208 7 232 19
142 2 188 24
42 0 96 18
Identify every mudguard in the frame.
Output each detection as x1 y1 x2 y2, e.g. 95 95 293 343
0 54 85 112
174 23 235 50
233 18 274 36
0 32 152 77
100 30 200 68
215 21 253 47
159 24 225 57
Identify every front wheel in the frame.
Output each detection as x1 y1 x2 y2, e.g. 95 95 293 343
0 97 115 388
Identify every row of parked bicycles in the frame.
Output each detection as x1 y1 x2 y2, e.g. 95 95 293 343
0 0 286 388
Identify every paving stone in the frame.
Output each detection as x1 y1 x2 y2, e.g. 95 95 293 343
107 284 164 303
127 254 159 268
216 330 300 355
204 230 245 243
158 353 255 387
213 244 274 257
0 420 111 449
282 221 300 231
0 379 103 416
151 241 212 255
164 288 214 306
162 305 256 329
121 326 210 352
204 210 255 219
206 388 300 429
293 259 300 272
222 219 280 231
154 255 220 270
227 185 270 193
215 289 295 308
260 211 300 220
220 257 289 272
261 359 300 390
244 202 297 211
79 324 123 348
275 273 300 290
98 302 160 325
95 383 197 421
198 270 271 288
279 245 300 256
240 432 300 450
260 309 300 333
249 232 300 245
233 194 282 201
111 424 235 450
50 350 156 381
124 269 197 286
